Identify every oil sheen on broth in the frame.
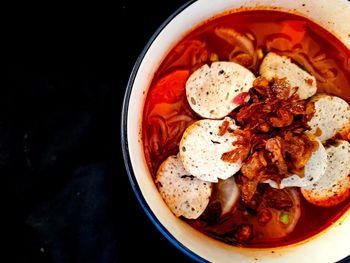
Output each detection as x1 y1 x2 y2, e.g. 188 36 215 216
142 10 350 248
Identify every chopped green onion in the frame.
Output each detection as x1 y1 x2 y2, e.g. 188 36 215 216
279 211 289 224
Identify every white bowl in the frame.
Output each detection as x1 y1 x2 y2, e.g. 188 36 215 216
121 0 350 262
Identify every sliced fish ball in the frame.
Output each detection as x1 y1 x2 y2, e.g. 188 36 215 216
186 61 255 119
156 155 212 219
307 94 350 142
265 138 327 189
259 52 317 100
179 118 241 183
301 140 350 207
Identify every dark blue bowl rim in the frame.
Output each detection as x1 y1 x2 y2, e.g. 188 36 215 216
120 0 207 262
120 0 350 262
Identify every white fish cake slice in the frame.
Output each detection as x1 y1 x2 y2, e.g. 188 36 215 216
156 155 212 219
259 52 317 100
186 61 255 119
307 94 350 142
301 140 350 207
265 138 327 189
179 118 241 183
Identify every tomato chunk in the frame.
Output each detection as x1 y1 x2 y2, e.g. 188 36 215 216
149 70 190 104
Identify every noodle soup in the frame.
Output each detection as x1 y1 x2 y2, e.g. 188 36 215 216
123 0 350 261
143 10 350 248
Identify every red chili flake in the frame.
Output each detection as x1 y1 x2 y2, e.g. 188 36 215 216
305 78 313 86
232 92 249 105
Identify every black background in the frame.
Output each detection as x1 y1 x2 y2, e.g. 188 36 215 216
4 0 192 262
3 0 350 262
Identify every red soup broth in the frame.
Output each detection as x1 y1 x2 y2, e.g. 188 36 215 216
142 10 350 248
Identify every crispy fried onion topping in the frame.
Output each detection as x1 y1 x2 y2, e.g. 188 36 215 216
220 77 317 202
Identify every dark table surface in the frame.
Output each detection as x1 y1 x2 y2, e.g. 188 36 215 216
4 1 193 262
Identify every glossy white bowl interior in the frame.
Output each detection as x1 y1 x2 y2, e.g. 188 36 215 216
124 0 350 262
